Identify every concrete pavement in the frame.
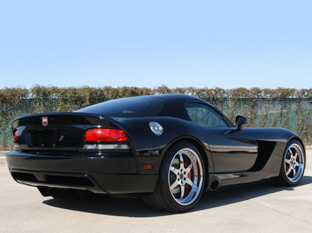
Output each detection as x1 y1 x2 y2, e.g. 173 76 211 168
0 150 312 233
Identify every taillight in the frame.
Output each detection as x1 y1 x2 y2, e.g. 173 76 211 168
13 129 21 150
14 130 19 142
85 128 128 142
83 128 129 151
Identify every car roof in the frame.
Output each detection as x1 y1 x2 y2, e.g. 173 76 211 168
149 94 207 105
153 94 234 127
153 94 207 119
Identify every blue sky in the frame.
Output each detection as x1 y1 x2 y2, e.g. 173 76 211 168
0 0 311 89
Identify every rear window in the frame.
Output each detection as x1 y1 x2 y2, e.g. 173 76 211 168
76 96 165 117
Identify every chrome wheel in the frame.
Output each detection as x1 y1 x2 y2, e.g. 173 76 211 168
168 148 204 206
143 142 205 212
284 143 305 183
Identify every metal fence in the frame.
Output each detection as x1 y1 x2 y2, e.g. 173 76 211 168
1 98 311 150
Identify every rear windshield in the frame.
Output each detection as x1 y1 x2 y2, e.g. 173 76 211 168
76 96 165 117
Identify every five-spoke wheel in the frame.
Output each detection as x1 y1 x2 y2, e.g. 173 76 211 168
168 148 203 206
275 139 305 186
143 142 205 212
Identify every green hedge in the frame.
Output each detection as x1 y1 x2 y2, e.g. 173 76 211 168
1 85 312 150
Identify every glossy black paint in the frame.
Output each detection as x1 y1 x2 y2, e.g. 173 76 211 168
6 94 305 196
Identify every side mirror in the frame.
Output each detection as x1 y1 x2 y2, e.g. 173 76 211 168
235 115 248 131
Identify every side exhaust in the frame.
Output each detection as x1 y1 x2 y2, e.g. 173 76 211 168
208 175 220 191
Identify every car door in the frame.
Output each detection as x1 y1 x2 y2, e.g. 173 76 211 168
185 103 258 173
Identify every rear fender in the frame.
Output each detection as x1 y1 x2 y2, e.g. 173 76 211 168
114 117 213 175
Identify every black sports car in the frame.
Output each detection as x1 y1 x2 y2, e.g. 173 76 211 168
6 94 306 212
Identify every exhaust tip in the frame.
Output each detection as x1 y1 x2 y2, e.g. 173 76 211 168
210 180 220 191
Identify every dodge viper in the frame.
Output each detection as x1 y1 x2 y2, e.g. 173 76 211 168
6 94 306 212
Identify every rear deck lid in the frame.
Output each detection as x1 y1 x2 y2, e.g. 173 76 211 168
13 112 113 152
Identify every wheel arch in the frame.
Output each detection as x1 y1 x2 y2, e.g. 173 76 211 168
289 136 306 155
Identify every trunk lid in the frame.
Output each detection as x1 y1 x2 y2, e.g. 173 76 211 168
13 112 114 152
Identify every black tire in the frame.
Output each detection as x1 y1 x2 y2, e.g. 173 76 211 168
274 139 306 186
143 142 206 212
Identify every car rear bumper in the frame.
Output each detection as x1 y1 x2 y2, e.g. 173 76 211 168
6 151 158 195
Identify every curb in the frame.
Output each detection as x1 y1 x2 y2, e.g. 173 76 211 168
0 152 9 157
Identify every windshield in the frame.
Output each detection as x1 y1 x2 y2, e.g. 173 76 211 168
76 96 165 117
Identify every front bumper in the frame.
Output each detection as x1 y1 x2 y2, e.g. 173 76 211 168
6 151 158 195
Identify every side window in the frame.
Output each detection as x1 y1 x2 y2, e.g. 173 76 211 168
185 103 228 128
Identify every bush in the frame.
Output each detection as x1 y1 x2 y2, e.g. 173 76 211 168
1 85 311 150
